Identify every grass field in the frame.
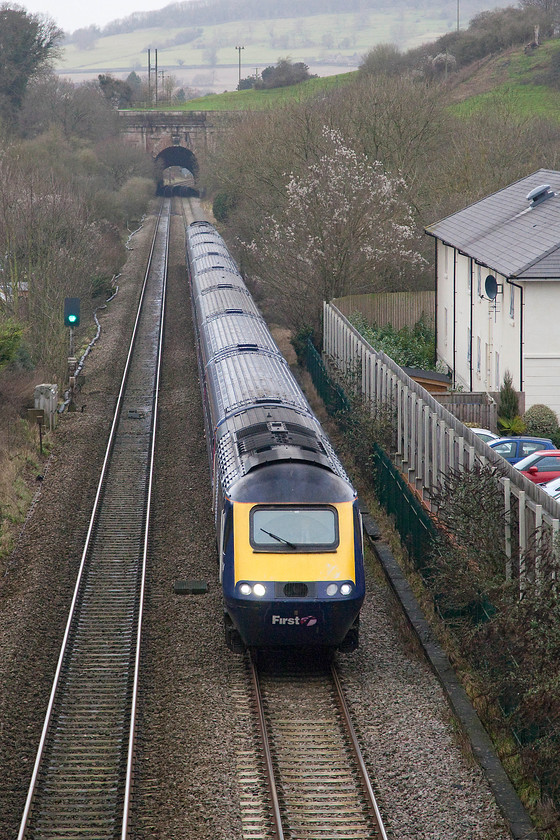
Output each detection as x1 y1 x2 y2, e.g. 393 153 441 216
60 12 450 72
134 71 356 110
58 2 505 92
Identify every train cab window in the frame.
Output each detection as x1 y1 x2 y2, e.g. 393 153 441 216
250 505 339 551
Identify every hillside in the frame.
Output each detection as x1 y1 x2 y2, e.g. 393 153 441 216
122 36 560 121
444 39 560 118
57 0 512 94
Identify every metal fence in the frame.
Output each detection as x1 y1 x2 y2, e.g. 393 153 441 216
371 443 438 570
304 340 349 415
323 302 560 587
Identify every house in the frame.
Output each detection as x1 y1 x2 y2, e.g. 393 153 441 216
425 170 560 415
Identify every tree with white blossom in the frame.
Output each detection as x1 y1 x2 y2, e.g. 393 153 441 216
243 127 425 332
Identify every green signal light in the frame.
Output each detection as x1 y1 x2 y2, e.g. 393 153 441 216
64 297 80 327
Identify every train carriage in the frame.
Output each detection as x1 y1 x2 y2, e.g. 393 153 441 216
186 220 364 652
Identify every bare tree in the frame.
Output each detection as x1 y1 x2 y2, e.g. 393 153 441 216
0 145 112 379
20 74 119 140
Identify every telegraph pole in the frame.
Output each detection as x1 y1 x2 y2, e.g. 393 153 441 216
147 48 158 104
235 45 244 87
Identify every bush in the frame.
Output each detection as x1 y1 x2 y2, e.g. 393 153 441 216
213 192 236 223
118 176 154 223
350 314 436 370
359 43 409 77
290 326 316 365
523 403 559 438
498 370 518 420
257 59 316 90
0 319 24 370
497 414 526 436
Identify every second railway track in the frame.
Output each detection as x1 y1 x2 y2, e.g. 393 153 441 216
17 199 171 840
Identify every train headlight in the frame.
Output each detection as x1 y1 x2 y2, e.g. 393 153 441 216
239 583 252 596
326 584 338 596
253 583 266 597
340 583 353 596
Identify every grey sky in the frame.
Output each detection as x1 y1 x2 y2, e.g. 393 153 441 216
19 0 173 33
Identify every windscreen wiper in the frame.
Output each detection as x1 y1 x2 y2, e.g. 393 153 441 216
260 528 297 550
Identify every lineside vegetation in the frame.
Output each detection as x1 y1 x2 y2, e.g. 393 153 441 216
0 4 157 566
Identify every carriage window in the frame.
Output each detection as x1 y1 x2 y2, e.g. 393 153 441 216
250 506 339 551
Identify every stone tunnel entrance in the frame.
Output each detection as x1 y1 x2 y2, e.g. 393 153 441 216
155 145 198 196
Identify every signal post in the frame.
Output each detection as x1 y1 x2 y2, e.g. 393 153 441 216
64 297 80 410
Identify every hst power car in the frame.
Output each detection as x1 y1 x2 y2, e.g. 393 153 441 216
186 221 365 652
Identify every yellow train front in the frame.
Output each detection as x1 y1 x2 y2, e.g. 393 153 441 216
186 220 364 652
222 453 364 651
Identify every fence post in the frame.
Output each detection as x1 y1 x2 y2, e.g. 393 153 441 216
423 403 430 493
409 391 417 476
431 412 438 490
519 490 527 594
553 518 560 584
447 427 455 476
503 478 512 581
535 504 543 587
416 397 424 488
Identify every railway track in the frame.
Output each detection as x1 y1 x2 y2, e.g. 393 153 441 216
243 651 389 840
17 199 171 840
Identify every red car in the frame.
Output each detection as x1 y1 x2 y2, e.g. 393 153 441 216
514 450 560 484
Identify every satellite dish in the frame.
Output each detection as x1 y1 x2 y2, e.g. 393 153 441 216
485 275 498 300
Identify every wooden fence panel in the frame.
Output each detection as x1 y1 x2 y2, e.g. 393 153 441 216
333 291 435 330
434 393 498 431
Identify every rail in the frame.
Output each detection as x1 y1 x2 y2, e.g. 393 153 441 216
248 651 389 840
17 199 170 840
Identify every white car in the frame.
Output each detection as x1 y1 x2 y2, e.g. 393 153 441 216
540 475 560 499
470 428 500 443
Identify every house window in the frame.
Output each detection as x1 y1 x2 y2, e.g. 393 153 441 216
477 337 481 373
467 327 471 362
444 307 448 346
509 285 515 319
477 265 482 297
495 352 500 388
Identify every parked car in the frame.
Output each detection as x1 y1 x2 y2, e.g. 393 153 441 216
488 436 555 464
539 475 560 499
470 428 500 443
514 450 560 484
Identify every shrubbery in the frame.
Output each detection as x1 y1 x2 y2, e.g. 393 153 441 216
0 320 24 370
497 370 526 435
350 313 437 370
522 403 559 438
361 6 545 81
239 58 317 91
213 191 236 222
429 464 560 826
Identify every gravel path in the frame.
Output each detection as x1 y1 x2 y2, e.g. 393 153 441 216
0 201 514 840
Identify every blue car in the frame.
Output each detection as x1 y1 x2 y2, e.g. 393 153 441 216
488 436 555 464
